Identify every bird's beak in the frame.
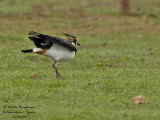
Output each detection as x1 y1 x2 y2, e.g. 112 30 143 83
77 42 81 46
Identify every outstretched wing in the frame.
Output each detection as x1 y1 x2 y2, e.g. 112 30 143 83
28 31 77 52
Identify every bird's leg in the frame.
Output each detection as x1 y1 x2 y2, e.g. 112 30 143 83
52 61 62 79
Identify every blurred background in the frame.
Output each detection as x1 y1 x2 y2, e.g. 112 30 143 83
0 0 160 36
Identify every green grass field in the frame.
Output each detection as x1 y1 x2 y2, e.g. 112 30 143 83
1 0 160 120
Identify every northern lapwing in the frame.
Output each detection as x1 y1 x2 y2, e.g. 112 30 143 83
21 31 80 79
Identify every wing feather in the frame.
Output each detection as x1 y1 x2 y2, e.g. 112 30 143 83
28 31 77 52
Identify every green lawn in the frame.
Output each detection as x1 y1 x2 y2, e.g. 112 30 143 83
0 0 160 120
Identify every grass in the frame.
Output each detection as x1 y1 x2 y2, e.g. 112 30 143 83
1 0 160 120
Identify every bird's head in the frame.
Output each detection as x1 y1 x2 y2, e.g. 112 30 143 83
63 33 81 46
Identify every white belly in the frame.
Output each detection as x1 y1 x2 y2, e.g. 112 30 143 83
44 44 75 62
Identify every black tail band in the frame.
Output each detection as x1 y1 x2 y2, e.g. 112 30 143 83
21 49 33 53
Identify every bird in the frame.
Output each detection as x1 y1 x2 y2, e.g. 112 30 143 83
21 31 80 79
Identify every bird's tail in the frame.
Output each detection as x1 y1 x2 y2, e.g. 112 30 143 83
21 49 33 53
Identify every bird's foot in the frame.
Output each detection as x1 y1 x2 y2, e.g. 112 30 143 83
56 71 62 79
